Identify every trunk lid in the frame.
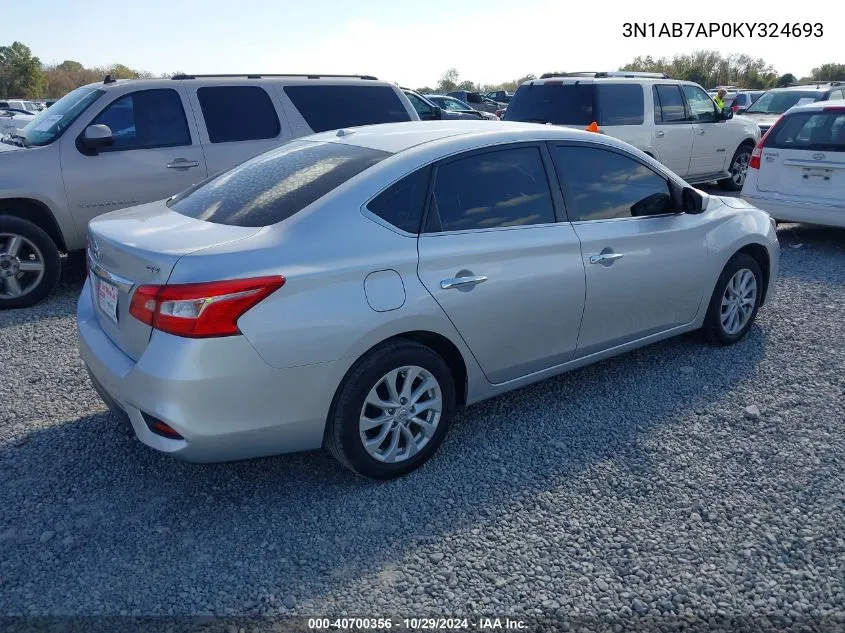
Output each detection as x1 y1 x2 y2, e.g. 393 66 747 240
86 201 263 360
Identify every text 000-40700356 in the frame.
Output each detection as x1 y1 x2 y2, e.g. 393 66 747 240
622 22 823 38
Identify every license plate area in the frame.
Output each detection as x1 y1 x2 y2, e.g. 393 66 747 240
800 167 833 186
97 276 119 325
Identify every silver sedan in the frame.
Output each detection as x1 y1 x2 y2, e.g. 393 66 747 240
77 121 779 479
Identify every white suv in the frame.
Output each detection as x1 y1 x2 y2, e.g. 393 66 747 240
741 102 845 228
504 72 760 190
0 73 418 308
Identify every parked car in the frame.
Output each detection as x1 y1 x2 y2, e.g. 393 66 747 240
0 73 419 309
741 82 844 135
741 102 845 228
731 91 766 114
446 91 503 114
0 109 36 136
402 88 485 121
426 95 499 120
483 90 513 104
78 120 779 480
0 99 41 113
504 71 760 191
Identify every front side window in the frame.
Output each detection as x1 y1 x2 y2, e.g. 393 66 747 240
653 85 687 123
405 93 434 118
197 86 281 143
683 85 717 123
284 85 411 133
768 112 845 152
169 140 391 227
425 146 555 233
91 89 190 151
551 145 674 221
18 85 104 147
596 84 644 126
366 167 431 233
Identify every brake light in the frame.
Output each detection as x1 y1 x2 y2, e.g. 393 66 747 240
749 117 782 170
732 104 739 113
129 276 285 338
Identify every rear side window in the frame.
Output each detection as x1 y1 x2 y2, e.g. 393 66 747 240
653 85 687 123
425 146 555 232
596 84 644 125
168 140 391 227
768 111 845 152
197 86 280 143
366 167 431 233
284 86 411 133
504 84 594 125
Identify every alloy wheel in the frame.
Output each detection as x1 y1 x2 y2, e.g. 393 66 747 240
0 233 46 300
720 268 757 335
731 151 751 187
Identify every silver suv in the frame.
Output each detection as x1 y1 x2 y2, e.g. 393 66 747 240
0 73 419 308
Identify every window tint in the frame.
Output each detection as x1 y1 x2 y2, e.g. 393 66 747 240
596 84 644 125
168 140 390 227
284 86 411 133
91 89 190 150
683 85 717 122
653 85 687 123
552 146 674 221
768 112 845 152
197 86 280 144
367 167 431 233
504 83 594 125
426 147 555 232
405 92 434 118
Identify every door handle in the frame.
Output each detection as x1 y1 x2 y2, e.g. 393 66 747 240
589 252 624 265
166 158 200 170
440 275 488 290
655 130 665 137
697 128 705 135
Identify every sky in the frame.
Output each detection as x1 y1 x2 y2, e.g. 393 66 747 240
6 0 841 88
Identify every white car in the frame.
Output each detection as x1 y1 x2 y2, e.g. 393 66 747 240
0 99 42 113
741 102 845 228
0 109 36 136
504 72 761 191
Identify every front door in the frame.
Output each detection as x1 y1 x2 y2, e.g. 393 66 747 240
61 87 207 237
416 144 586 385
682 84 734 176
548 142 709 357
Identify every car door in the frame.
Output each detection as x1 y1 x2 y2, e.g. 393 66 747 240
548 142 710 357
651 84 693 177
416 143 587 385
682 84 734 176
61 87 208 233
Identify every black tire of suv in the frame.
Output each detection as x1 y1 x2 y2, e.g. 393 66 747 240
0 216 61 310
718 144 754 191
324 340 457 480
700 253 763 346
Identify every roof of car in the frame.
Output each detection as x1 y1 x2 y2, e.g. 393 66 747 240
302 120 633 154
86 74 397 91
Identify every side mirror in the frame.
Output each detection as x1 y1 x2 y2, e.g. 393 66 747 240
432 106 443 120
79 124 114 153
721 107 734 121
682 187 704 214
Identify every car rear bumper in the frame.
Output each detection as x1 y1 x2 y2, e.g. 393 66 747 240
76 280 351 463
741 191 845 228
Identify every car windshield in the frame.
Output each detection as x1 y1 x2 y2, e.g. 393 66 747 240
745 90 821 115
16 86 104 147
430 97 468 111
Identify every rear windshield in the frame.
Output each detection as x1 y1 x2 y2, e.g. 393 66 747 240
168 140 391 227
283 85 411 133
768 111 845 152
746 90 822 115
504 83 644 126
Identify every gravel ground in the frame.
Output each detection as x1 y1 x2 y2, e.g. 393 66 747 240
1 210 844 624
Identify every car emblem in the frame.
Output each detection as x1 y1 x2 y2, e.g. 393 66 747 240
145 265 160 275
812 152 825 160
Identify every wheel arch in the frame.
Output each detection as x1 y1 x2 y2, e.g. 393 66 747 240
0 197 67 252
734 242 771 304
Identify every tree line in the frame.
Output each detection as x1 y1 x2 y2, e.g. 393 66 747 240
2 40 843 100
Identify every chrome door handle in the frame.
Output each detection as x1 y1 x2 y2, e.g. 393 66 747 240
440 275 488 290
655 130 665 137
167 158 200 170
589 253 624 265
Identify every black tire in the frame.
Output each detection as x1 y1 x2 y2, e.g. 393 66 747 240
0 216 61 310
718 144 753 191
324 339 457 480
700 253 763 346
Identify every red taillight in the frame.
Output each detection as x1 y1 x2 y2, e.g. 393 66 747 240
129 276 285 338
824 106 845 112
749 116 783 170
732 104 739 113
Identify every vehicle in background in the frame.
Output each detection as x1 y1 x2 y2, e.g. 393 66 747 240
741 102 845 228
45 100 57 108
483 90 513 103
742 82 844 135
0 73 419 309
0 109 36 136
0 99 42 113
77 120 779 480
402 89 486 121
426 94 498 120
495 107 507 119
504 71 760 191
731 91 766 114
446 91 503 114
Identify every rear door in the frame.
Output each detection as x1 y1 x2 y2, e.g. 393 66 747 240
682 84 734 176
756 107 845 204
651 84 693 177
186 84 291 176
416 143 586 385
